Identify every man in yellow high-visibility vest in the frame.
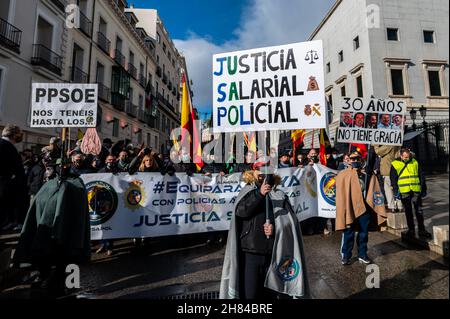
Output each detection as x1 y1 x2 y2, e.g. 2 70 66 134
390 148 431 238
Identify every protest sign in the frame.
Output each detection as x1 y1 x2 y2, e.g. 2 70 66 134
336 98 406 146
81 165 337 240
31 83 98 127
212 41 326 133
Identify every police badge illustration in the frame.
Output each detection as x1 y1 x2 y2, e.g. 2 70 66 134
124 180 146 210
304 104 312 116
86 181 118 226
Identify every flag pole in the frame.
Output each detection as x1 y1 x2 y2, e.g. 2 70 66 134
264 130 270 239
292 140 296 166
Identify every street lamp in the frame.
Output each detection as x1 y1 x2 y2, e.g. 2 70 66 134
419 105 427 125
410 108 417 130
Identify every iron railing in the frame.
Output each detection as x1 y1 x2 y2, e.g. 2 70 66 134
79 10 92 37
139 73 146 87
31 44 62 75
0 17 22 53
97 31 111 55
111 92 126 111
97 82 111 103
70 66 88 83
114 49 126 67
138 109 147 123
404 119 449 173
125 102 137 118
128 63 137 79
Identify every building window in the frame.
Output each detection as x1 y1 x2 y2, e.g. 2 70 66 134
147 133 151 147
163 42 166 53
387 28 399 41
138 94 144 108
428 70 442 96
338 50 343 63
340 85 346 97
154 136 158 149
112 118 119 137
356 75 363 97
423 30 435 43
326 62 331 73
157 32 161 44
390 69 405 95
353 36 360 50
156 55 159 64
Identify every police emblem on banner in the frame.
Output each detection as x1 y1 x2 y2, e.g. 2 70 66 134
277 257 300 281
373 191 384 206
86 181 118 226
320 172 337 206
124 180 146 210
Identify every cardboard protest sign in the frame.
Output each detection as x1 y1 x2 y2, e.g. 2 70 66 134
31 83 98 127
336 98 406 146
212 41 326 133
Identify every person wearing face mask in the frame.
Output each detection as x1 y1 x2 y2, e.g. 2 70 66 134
220 158 309 299
117 151 130 172
0 125 27 232
390 148 430 238
335 152 374 265
98 154 120 174
307 148 320 166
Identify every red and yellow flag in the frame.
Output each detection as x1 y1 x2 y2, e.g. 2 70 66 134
350 143 368 159
319 128 331 166
291 129 305 147
243 132 257 153
180 74 204 171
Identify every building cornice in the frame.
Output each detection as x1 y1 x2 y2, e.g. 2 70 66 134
309 0 343 40
335 75 347 85
422 59 448 65
349 63 364 74
107 0 156 64
383 58 411 64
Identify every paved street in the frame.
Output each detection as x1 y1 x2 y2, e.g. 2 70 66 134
1 229 448 299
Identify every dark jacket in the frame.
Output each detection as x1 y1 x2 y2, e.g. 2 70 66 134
202 162 226 175
98 165 120 174
235 188 275 255
27 163 45 196
13 177 91 264
0 138 26 224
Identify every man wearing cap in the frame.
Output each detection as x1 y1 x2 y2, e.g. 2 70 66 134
335 152 372 265
220 157 309 299
278 151 292 168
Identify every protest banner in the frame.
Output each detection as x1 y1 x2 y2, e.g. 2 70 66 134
81 165 337 240
336 97 406 146
212 41 326 133
31 83 98 127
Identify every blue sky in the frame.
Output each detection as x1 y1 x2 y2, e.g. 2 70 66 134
131 0 335 114
132 0 248 45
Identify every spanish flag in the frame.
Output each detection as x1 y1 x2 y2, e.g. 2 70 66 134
243 132 257 153
291 129 305 147
180 74 203 171
351 143 368 159
319 128 331 166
